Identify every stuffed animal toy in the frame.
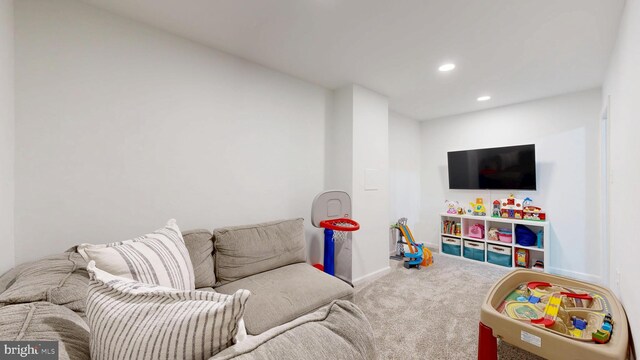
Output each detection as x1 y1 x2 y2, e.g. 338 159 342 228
445 200 459 214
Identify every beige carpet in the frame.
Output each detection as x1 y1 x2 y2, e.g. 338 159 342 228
354 252 543 360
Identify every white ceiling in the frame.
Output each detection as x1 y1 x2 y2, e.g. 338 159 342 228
80 0 625 120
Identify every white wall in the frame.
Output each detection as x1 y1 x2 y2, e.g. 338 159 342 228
0 0 14 274
420 89 602 282
602 0 640 347
325 86 352 192
388 112 421 253
326 85 390 283
351 85 390 282
14 0 329 264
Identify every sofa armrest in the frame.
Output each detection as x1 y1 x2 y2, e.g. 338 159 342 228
211 300 377 360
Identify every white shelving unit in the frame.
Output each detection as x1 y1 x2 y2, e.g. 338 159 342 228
439 213 549 272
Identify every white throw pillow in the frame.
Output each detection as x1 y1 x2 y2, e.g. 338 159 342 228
78 219 195 290
85 261 250 360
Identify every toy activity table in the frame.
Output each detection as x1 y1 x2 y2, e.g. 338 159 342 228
479 269 629 360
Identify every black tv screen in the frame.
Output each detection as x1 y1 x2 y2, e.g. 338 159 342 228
447 145 536 190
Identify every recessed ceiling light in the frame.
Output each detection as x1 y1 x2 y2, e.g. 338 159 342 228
477 95 491 102
438 63 456 72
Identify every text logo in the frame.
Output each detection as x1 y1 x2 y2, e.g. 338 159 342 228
0 341 58 359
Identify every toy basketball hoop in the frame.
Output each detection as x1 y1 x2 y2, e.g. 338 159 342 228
319 218 360 232
312 191 359 281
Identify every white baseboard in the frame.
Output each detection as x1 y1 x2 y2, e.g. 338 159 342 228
353 266 391 287
547 266 603 285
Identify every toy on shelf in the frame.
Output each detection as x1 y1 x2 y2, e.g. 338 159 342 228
515 248 529 268
498 228 513 243
531 260 545 272
537 230 544 248
469 198 487 216
523 197 547 221
468 224 485 239
457 205 465 215
488 228 499 241
499 194 524 219
390 218 433 269
445 200 459 214
515 224 539 246
492 200 501 217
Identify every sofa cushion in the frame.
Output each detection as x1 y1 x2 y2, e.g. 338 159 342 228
0 267 18 294
214 263 353 335
0 302 90 360
86 261 250 359
183 229 215 288
213 218 306 285
211 300 377 360
78 219 196 290
0 252 89 313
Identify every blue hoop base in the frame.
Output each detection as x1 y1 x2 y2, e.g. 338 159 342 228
323 229 335 276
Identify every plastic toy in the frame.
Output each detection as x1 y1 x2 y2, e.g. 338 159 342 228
499 194 524 219
492 200 500 217
390 218 433 269
311 191 360 284
470 198 487 216
593 314 615 344
532 260 545 272
572 316 588 330
593 329 612 344
479 270 629 360
514 248 529 268
445 200 459 214
530 292 563 327
521 197 547 221
457 206 465 215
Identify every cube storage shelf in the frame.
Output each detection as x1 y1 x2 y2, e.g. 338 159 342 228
439 213 549 272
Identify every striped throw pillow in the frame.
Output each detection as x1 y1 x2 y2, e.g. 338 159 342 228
86 261 250 360
78 219 195 290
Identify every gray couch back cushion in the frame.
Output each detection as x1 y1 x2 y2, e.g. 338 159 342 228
0 252 89 313
0 302 90 360
182 229 216 288
213 218 306 285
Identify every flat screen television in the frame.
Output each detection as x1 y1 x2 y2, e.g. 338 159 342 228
447 144 536 190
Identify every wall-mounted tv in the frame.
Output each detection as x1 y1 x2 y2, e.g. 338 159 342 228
447 144 536 190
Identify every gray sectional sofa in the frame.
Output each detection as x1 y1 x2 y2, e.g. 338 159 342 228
0 218 377 359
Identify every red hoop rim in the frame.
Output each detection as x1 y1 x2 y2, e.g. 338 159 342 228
319 218 360 232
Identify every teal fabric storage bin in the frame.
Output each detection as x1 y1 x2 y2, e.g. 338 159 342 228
441 237 461 256
463 240 485 262
487 244 512 267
